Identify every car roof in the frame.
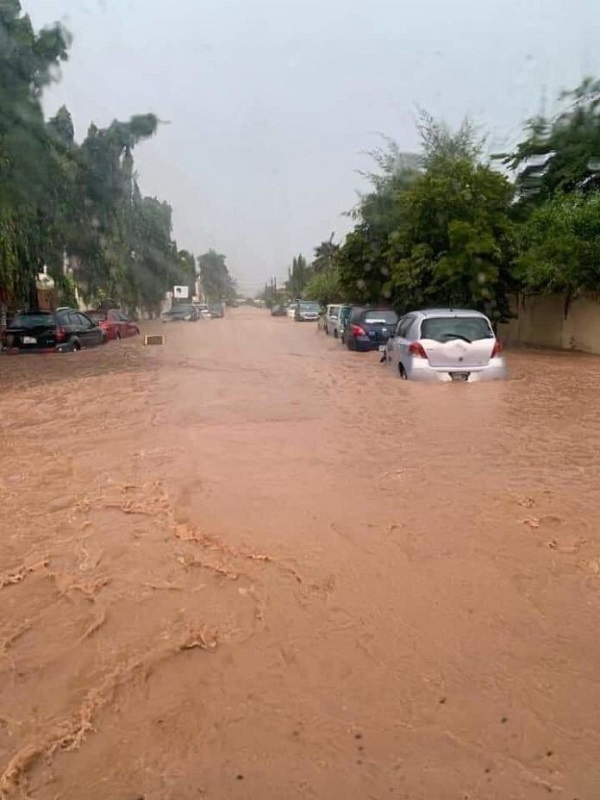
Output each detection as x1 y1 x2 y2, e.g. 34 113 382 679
408 308 489 319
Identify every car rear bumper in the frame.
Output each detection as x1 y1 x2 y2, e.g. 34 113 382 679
354 337 385 351
406 358 508 382
2 346 62 355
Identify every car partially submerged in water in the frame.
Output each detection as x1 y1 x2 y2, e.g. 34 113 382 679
208 303 225 318
383 308 507 382
1 309 106 353
161 304 199 322
294 301 321 322
343 307 399 351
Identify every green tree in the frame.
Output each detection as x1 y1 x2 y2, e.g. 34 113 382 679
504 78 600 203
176 250 197 295
303 267 342 305
0 1 190 316
304 236 342 304
285 254 311 298
312 236 340 273
199 249 234 302
337 142 421 304
388 149 515 320
337 116 514 320
71 115 160 301
0 0 70 308
515 192 600 304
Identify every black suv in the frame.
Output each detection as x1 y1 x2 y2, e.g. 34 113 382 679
1 308 106 354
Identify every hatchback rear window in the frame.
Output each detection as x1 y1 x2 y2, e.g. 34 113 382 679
87 311 107 321
363 310 398 324
421 316 494 343
11 313 54 328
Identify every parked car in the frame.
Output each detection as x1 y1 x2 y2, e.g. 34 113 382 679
343 307 399 351
337 305 352 340
294 301 321 322
209 302 225 319
287 303 298 319
196 304 211 319
323 304 341 335
324 303 352 338
161 304 199 323
270 304 287 317
85 309 140 340
1 308 106 354
384 308 507 382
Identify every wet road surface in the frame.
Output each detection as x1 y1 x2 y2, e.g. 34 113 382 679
1 307 600 799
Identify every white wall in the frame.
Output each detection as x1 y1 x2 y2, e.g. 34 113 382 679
499 293 600 354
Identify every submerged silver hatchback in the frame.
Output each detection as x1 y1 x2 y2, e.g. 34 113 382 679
384 308 507 382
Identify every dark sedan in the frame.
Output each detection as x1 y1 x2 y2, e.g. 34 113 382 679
343 307 399 352
161 304 200 322
1 309 106 353
209 303 225 319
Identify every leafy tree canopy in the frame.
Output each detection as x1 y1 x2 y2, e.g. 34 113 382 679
0 1 211 315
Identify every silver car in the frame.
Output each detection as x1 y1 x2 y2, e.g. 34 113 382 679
323 304 341 335
294 301 321 322
384 308 507 382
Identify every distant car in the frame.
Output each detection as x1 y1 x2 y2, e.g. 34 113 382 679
294 301 321 322
287 304 298 319
161 304 199 323
1 308 106 353
85 309 140 340
384 308 507 382
270 304 287 317
324 304 342 336
343 307 399 351
337 305 352 341
209 302 225 318
197 304 211 319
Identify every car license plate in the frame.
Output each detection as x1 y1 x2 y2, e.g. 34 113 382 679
379 345 386 352
450 372 470 381
23 336 37 345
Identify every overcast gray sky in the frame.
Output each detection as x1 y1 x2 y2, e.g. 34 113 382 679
27 0 600 295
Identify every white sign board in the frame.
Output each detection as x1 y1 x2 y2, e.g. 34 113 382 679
173 285 189 299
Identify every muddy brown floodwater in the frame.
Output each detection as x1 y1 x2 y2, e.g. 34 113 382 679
1 308 600 799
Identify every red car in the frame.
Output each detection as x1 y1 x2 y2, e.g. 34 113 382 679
85 309 140 341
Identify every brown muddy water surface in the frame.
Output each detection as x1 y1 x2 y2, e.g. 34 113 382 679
1 307 600 799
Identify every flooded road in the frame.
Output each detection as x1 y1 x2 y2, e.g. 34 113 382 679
1 307 600 799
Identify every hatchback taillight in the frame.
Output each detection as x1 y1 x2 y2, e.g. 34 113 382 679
55 327 67 343
491 339 503 358
409 341 428 359
351 324 366 337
